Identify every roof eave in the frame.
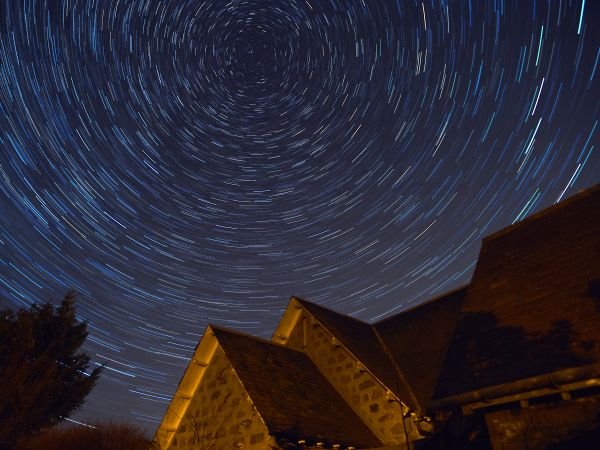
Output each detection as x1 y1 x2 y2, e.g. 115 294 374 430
151 326 219 449
429 362 600 414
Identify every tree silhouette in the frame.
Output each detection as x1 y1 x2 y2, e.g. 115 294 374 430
435 311 593 398
0 292 102 449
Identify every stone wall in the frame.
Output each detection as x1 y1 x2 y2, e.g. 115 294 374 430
285 310 421 447
169 345 276 449
485 395 600 450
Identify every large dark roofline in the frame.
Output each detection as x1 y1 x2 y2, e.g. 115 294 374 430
433 182 600 401
482 183 600 242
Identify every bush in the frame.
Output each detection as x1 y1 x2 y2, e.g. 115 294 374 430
14 422 152 450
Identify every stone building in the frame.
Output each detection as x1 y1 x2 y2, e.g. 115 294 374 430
153 184 600 450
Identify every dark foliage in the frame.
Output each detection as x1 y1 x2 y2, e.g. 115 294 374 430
546 422 600 450
0 293 102 449
435 311 593 398
414 410 492 450
587 278 600 305
14 422 151 450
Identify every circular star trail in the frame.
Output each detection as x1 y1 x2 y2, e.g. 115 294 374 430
1 0 599 429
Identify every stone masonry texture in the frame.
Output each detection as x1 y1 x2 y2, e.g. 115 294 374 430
285 310 422 447
169 345 274 450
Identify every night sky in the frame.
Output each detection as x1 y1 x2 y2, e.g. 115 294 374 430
1 0 599 431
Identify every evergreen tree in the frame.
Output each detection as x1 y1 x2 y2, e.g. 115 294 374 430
0 292 102 449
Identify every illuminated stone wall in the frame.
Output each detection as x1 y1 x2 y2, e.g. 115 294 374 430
169 345 275 449
285 310 421 448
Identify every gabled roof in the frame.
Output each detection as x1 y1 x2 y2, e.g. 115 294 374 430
294 298 418 409
373 286 467 412
211 326 382 448
156 184 600 446
434 184 600 400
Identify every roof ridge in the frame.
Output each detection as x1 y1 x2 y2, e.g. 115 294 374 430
209 324 306 354
483 183 600 242
293 296 372 326
371 325 421 412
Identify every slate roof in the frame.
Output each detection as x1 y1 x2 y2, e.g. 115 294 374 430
279 186 600 411
434 184 600 399
156 185 600 449
373 286 467 412
294 298 418 409
211 326 382 448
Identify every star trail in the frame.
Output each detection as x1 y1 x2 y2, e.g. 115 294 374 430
0 0 599 429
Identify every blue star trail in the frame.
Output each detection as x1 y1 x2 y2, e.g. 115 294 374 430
0 0 599 430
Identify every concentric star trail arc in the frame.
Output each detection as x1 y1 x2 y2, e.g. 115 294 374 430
0 0 599 428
